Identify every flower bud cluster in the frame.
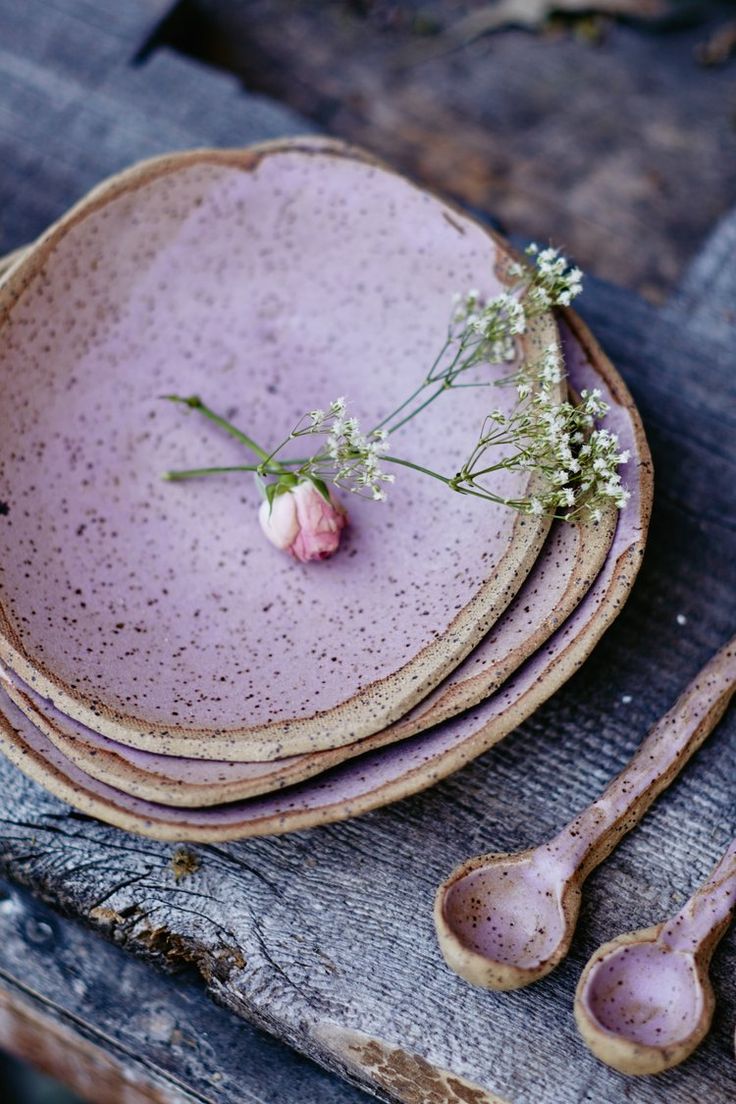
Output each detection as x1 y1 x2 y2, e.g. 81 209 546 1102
295 398 394 501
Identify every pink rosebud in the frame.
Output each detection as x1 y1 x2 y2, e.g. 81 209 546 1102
258 481 347 563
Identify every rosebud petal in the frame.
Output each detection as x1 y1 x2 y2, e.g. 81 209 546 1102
259 481 347 563
258 490 300 551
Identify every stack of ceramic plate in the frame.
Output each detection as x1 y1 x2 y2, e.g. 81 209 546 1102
0 140 652 840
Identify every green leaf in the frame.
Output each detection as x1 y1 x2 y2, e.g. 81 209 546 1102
263 475 303 516
264 481 279 516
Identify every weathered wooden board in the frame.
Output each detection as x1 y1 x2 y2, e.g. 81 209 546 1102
0 876 372 1103
1 3 735 1102
1 0 174 83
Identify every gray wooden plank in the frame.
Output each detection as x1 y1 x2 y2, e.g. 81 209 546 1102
0 0 175 83
661 207 736 348
0 876 372 1104
98 47 318 147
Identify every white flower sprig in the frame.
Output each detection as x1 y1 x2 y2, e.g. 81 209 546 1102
376 244 584 436
447 348 631 520
163 242 630 527
522 244 584 310
286 398 395 501
452 289 527 363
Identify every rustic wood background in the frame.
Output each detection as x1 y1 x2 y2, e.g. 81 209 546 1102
0 2 735 1102
0 875 371 1103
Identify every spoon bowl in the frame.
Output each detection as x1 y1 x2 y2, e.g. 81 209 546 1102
575 925 714 1075
575 835 736 1073
434 638 736 991
434 849 580 989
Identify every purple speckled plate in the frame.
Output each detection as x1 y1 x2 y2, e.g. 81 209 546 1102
0 311 653 838
0 310 619 806
0 140 561 761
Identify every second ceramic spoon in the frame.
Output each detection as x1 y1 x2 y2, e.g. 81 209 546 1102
434 636 736 989
574 837 736 1075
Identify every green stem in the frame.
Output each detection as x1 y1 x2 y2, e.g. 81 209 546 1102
383 454 529 508
386 383 449 435
465 462 508 479
454 485 519 504
260 431 299 471
364 318 508 440
382 455 452 485
371 377 434 435
382 342 492 436
370 334 461 436
163 464 283 481
163 395 275 465
429 339 464 383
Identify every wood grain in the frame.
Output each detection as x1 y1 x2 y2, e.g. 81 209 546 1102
0 876 373 1103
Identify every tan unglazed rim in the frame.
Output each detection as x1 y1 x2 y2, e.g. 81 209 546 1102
574 924 716 1076
0 137 563 761
0 494 617 808
0 307 654 839
1 504 615 806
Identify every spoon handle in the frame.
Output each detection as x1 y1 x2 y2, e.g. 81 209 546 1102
658 838 736 954
545 636 736 877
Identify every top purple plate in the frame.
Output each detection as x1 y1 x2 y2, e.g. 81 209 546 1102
0 140 559 760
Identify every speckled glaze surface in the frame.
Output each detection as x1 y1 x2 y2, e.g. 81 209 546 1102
0 310 654 839
0 502 614 805
361 494 616 745
0 315 616 806
435 638 736 991
574 838 736 1075
0 140 560 761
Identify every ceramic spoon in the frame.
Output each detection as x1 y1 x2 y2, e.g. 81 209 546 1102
434 636 736 990
574 838 736 1075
